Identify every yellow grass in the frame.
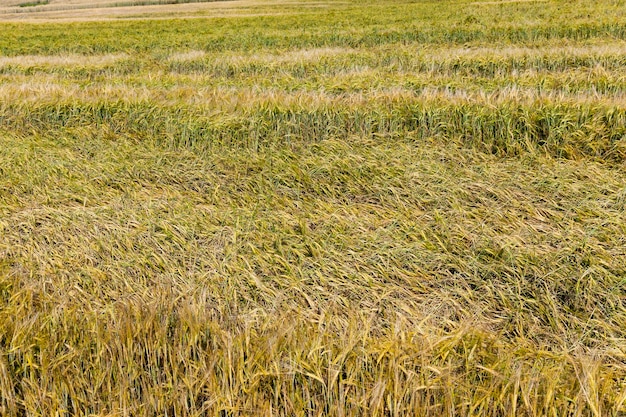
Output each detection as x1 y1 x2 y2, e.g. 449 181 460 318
0 0 321 22
0 53 127 66
0 0 625 415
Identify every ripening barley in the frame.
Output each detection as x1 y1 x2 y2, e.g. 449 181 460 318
0 0 625 415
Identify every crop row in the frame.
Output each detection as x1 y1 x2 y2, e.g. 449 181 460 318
1 19 626 56
2 100 624 161
165 51 626 78
3 47 625 75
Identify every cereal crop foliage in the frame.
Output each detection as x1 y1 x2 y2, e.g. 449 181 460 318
0 0 625 415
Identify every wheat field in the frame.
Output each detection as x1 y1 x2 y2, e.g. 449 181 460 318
0 0 625 415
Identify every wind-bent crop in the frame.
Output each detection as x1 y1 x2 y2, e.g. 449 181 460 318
0 0 625 415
